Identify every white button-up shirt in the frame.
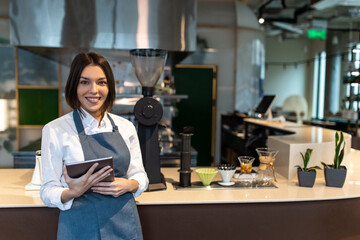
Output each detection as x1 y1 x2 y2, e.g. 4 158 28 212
40 110 148 211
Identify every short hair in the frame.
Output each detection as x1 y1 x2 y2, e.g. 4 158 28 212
65 52 115 117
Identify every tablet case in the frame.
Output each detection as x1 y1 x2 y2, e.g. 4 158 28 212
65 156 114 182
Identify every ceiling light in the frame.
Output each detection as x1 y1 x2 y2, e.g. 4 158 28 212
258 18 265 24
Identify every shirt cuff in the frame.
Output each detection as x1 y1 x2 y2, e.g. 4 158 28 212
129 177 147 198
55 188 74 211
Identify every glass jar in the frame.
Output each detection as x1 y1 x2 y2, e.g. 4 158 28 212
255 148 278 186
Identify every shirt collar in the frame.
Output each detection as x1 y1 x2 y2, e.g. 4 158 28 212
79 108 108 128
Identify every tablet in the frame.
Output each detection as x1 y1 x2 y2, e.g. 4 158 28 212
65 156 114 182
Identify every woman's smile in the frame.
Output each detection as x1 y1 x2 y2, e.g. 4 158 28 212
86 97 101 103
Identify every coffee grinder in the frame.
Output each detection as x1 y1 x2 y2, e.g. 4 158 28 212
130 49 167 191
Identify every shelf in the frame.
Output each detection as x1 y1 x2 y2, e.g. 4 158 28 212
343 75 360 84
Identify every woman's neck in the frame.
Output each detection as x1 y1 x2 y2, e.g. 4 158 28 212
80 108 104 125
92 113 104 125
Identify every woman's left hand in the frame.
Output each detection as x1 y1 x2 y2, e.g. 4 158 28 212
91 178 139 197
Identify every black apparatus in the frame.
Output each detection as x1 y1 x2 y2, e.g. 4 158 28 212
130 49 167 191
178 126 194 187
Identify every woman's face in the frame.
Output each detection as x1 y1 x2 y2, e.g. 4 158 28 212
77 64 109 121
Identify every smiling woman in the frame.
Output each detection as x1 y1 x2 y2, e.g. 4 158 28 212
40 52 148 240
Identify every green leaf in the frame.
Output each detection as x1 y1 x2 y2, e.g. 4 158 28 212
299 149 314 171
321 162 328 168
333 131 345 168
304 152 309 169
340 131 344 145
307 149 313 159
335 132 339 146
308 166 321 171
295 165 303 171
300 152 305 162
338 146 345 167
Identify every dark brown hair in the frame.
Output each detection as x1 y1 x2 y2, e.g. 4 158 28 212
65 52 115 117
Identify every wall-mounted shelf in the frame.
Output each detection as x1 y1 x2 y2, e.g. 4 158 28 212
15 47 61 151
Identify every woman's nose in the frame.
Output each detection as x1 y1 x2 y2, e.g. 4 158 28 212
89 83 98 93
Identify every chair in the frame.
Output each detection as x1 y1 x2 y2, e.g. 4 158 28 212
282 95 308 123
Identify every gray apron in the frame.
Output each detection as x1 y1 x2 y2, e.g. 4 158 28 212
57 110 143 240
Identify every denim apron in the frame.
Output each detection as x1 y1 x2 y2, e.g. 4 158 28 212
57 110 143 240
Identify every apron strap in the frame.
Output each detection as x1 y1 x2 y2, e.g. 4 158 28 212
107 114 119 132
73 110 119 134
73 110 85 135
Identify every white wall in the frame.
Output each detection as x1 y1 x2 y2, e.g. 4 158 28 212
264 37 308 109
264 37 326 118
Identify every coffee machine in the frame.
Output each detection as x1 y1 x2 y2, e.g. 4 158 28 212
130 49 167 191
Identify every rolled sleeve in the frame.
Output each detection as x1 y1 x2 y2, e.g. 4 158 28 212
40 186 73 211
40 124 75 210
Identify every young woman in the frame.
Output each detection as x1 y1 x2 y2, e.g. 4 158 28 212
40 52 148 239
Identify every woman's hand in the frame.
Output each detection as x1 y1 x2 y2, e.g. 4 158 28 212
91 178 139 197
61 163 113 203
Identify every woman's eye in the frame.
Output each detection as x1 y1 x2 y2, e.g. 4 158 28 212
79 80 89 85
98 81 108 86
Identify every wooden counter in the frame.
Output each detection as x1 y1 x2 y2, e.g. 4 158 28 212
2 149 360 239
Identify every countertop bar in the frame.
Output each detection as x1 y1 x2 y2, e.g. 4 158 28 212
1 148 360 208
244 118 352 180
2 151 360 240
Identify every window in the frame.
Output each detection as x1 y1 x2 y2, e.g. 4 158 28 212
312 51 326 119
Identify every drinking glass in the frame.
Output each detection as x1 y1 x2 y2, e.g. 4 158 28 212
237 156 255 186
238 156 255 173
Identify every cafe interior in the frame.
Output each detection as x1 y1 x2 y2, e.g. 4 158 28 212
1 0 360 239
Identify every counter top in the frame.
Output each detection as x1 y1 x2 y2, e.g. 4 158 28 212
0 169 44 208
2 149 360 208
244 118 352 180
244 118 350 144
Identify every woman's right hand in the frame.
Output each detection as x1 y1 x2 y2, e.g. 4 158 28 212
61 163 113 203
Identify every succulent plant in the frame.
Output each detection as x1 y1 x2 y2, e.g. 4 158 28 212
295 148 321 172
321 131 345 169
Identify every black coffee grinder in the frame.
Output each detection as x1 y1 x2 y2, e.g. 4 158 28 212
130 49 167 191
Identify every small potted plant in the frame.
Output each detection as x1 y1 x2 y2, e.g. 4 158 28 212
321 131 347 188
295 148 321 187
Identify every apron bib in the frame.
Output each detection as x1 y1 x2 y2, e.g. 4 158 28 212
57 110 143 240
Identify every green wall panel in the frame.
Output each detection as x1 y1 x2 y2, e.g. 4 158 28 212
173 66 215 166
19 89 58 125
